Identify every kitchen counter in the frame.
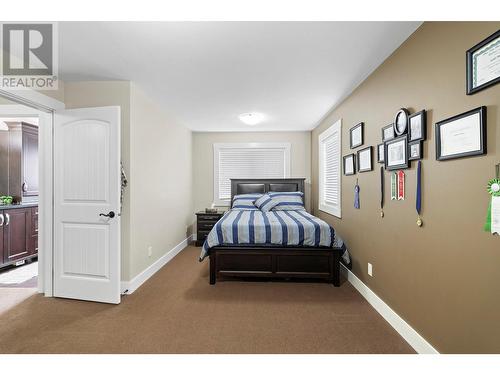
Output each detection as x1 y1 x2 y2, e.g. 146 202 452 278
0 202 38 210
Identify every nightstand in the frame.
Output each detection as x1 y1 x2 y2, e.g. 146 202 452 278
195 211 224 246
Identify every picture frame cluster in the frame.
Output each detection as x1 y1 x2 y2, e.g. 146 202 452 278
344 122 373 175
343 108 427 176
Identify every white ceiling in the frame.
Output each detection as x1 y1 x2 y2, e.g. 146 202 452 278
59 22 421 132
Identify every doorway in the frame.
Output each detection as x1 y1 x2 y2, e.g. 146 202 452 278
0 89 122 305
0 98 47 313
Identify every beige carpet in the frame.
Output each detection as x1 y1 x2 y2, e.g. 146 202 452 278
0 246 414 354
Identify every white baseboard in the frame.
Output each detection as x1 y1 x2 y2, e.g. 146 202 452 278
121 234 194 295
192 234 197 241
341 264 439 354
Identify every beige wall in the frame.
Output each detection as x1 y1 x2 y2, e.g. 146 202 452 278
311 22 500 353
128 84 193 279
64 81 132 281
192 131 312 215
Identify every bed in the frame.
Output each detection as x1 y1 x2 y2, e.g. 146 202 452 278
199 178 350 286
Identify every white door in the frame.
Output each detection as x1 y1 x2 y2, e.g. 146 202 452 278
53 106 121 304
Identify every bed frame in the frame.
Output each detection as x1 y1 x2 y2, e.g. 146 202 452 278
209 178 341 286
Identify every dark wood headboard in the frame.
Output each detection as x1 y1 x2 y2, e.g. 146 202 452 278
230 178 306 202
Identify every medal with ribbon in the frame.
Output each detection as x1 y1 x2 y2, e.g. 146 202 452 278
354 178 360 209
397 170 405 200
391 173 397 200
484 164 500 234
380 166 384 217
416 161 423 227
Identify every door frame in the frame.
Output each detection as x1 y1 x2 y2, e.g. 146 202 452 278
0 88 64 297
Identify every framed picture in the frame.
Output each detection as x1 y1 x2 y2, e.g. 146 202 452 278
435 106 487 161
377 143 385 163
393 108 410 136
382 124 395 141
466 29 500 95
350 122 364 149
357 146 372 173
408 141 422 160
408 110 426 142
385 135 409 170
343 154 356 176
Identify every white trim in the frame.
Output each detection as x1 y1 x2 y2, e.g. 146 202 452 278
0 89 64 111
318 119 342 218
121 234 194 295
340 264 439 354
213 142 291 206
39 111 53 296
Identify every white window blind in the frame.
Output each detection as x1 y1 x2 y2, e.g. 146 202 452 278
318 120 341 217
213 143 291 205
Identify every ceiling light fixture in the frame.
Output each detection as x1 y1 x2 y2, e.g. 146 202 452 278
238 112 265 126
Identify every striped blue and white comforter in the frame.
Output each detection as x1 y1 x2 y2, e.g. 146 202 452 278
199 209 350 265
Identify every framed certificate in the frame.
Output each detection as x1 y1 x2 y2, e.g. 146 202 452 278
384 136 409 171
349 122 364 149
377 143 385 163
408 110 426 142
408 140 422 161
467 29 500 95
343 154 356 176
435 106 487 161
381 124 395 141
357 146 372 173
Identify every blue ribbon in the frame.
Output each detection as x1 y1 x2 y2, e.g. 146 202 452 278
354 181 360 209
416 161 422 215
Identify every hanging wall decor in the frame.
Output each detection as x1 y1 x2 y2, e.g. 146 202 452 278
408 110 427 142
343 154 356 176
416 161 423 227
391 172 397 200
380 166 384 217
484 164 500 235
393 108 410 136
466 29 500 95
409 141 423 161
377 143 385 164
350 122 364 149
435 106 487 161
354 179 360 209
357 146 373 172
397 170 405 200
382 124 395 142
385 135 409 170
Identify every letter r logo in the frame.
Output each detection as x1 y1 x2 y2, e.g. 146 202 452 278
2 23 53 76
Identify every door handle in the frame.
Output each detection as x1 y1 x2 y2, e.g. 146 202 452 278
0 214 3 227
5 213 9 226
99 211 115 219
22 182 28 192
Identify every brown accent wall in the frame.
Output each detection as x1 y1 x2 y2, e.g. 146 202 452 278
311 22 500 353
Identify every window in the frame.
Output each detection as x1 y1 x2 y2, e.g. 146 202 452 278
318 119 341 217
213 143 291 206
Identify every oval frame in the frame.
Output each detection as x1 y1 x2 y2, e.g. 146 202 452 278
393 108 409 136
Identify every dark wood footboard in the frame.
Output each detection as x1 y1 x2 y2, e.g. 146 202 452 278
209 246 341 287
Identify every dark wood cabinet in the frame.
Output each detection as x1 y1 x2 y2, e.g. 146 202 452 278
0 122 38 203
0 213 4 269
2 208 30 263
0 205 38 269
196 211 224 246
31 207 38 255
